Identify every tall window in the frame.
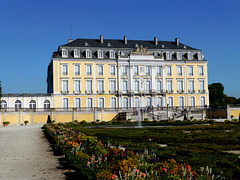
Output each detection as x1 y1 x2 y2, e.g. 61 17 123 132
135 97 140 107
86 49 92 58
177 66 182 76
86 80 92 93
134 66 139 75
177 80 183 92
87 98 93 110
86 65 92 75
157 80 162 92
74 65 80 75
75 98 81 110
190 96 195 107
188 66 194 76
179 97 184 108
199 66 204 76
146 97 151 107
29 100 36 111
109 50 115 59
98 65 104 76
122 80 127 92
110 65 115 76
199 80 205 91
74 49 80 58
98 50 103 58
145 66 150 75
146 80 151 93
62 65 68 75
98 80 104 93
110 80 116 93
15 100 22 111
134 80 139 92
167 80 173 92
122 65 127 75
44 100 50 111
62 80 68 93
63 98 68 110
98 98 104 108
110 97 117 109
166 66 172 76
1 100 7 111
156 66 161 76
157 97 163 107
200 96 206 107
189 80 194 92
74 80 81 93
123 97 128 109
168 97 173 107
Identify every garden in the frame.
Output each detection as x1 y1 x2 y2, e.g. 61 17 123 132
43 119 240 179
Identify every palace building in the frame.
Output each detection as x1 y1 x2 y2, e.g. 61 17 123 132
0 36 209 124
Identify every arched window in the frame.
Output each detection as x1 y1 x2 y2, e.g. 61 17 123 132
134 97 140 107
157 97 163 107
15 100 22 111
29 100 36 111
75 98 81 111
179 97 184 108
1 100 7 111
123 97 128 109
200 96 206 107
168 97 173 107
87 98 93 110
110 97 116 109
190 96 195 107
146 97 151 107
44 100 50 111
63 98 69 110
98 97 104 108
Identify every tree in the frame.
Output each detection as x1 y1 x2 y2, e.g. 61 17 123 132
47 115 52 123
208 83 226 108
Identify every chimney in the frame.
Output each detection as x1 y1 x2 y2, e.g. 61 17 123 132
68 39 73 43
100 35 103 44
175 38 179 46
124 36 127 44
154 37 158 45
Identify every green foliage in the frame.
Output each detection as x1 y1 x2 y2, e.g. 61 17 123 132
208 83 226 108
184 114 188 121
96 119 100 123
47 115 51 123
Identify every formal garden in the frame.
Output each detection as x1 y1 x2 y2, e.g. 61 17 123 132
43 119 240 179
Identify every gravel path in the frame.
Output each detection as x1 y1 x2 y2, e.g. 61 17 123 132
0 124 72 180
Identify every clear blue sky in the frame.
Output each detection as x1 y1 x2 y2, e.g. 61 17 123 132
0 0 239 98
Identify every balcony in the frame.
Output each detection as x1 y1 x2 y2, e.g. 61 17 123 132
109 90 117 94
199 89 205 93
167 90 173 94
97 90 105 94
85 90 93 94
73 91 81 94
177 90 184 93
188 90 195 94
61 91 69 95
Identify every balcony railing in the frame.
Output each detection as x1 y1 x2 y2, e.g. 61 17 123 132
199 90 205 93
188 90 195 93
97 90 105 94
61 91 69 94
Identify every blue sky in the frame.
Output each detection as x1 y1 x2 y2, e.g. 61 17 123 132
0 0 239 98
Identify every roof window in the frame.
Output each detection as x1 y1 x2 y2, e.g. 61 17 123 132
62 49 68 58
86 49 92 58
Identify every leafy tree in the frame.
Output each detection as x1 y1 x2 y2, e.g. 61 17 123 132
208 83 226 108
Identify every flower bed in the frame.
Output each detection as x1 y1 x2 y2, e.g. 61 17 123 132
44 123 223 179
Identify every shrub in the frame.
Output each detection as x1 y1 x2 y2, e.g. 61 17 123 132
96 119 100 123
80 120 87 124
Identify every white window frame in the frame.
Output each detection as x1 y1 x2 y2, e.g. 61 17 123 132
188 66 194 76
134 80 139 92
177 80 184 92
156 66 161 76
146 97 151 107
146 80 151 93
110 97 117 109
98 50 104 59
110 65 115 76
189 80 195 92
198 52 203 60
200 96 206 107
86 49 92 58
86 64 92 76
110 80 116 93
199 66 204 76
145 66 150 75
97 64 104 76
74 79 81 94
122 65 127 75
178 97 184 108
177 52 182 60
62 64 68 76
86 80 92 93
166 51 171 60
190 96 195 107
109 50 115 59
157 80 162 92
98 80 104 93
74 98 81 110
98 97 105 108
177 66 183 76
62 98 69 110
166 66 172 76
134 97 140 107
86 97 93 110
157 97 163 107
62 49 68 58
188 52 193 60
134 66 139 75
74 49 80 58
62 80 68 93
168 97 173 107
199 80 205 92
74 64 80 75
122 80 127 92
167 79 173 92
123 97 128 109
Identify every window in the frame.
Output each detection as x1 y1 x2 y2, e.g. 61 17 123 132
98 80 104 93
109 50 115 59
157 97 163 107
62 64 68 75
110 80 116 93
146 97 151 107
156 66 161 76
177 66 182 76
110 97 117 109
1 100 7 111
87 98 93 110
166 66 172 76
188 52 193 60
98 50 103 58
62 49 68 58
122 80 127 92
189 80 194 92
190 96 195 107
44 100 50 111
179 97 184 108
146 80 151 93
157 80 162 92
29 100 36 111
74 49 80 58
110 65 115 76
167 80 173 92
122 65 127 75
123 97 128 109
63 98 68 110
135 97 140 107
86 49 92 58
74 65 80 75
86 65 92 75
134 66 139 75
168 97 173 107
74 80 81 93
188 66 194 76
177 52 182 60
166 52 171 60
86 80 92 93
134 80 139 92
15 100 22 111
98 65 104 76
200 96 206 107
145 66 150 75
98 98 104 108
198 53 203 60
177 80 183 92
75 98 81 110
199 66 204 76
199 80 205 91
62 80 68 93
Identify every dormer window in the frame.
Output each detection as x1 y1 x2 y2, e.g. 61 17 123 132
98 50 103 59
74 49 80 58
62 49 68 58
166 52 171 60
188 52 193 60
109 50 115 59
198 52 203 60
86 49 92 58
176 52 182 60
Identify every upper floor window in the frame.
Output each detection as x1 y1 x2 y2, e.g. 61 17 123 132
109 50 115 59
134 66 139 75
177 66 183 76
198 53 203 60
167 80 173 91
187 52 193 60
199 66 204 76
110 65 115 76
98 80 104 93
166 52 171 60
74 49 80 58
146 80 151 92
177 80 184 92
86 80 92 93
29 100 36 110
110 80 116 93
98 50 104 59
134 80 139 92
156 66 161 76
199 80 205 91
166 66 172 76
188 66 194 76
62 49 68 58
145 66 150 75
62 64 68 76
74 64 80 75
86 65 92 76
176 52 182 60
110 97 117 109
1 100 7 111
157 80 162 92
122 80 127 92
62 80 68 93
86 49 92 58
44 100 50 111
98 64 104 76
122 65 127 75
98 98 105 108
74 80 81 93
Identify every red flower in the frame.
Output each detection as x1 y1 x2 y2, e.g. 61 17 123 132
112 174 117 179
